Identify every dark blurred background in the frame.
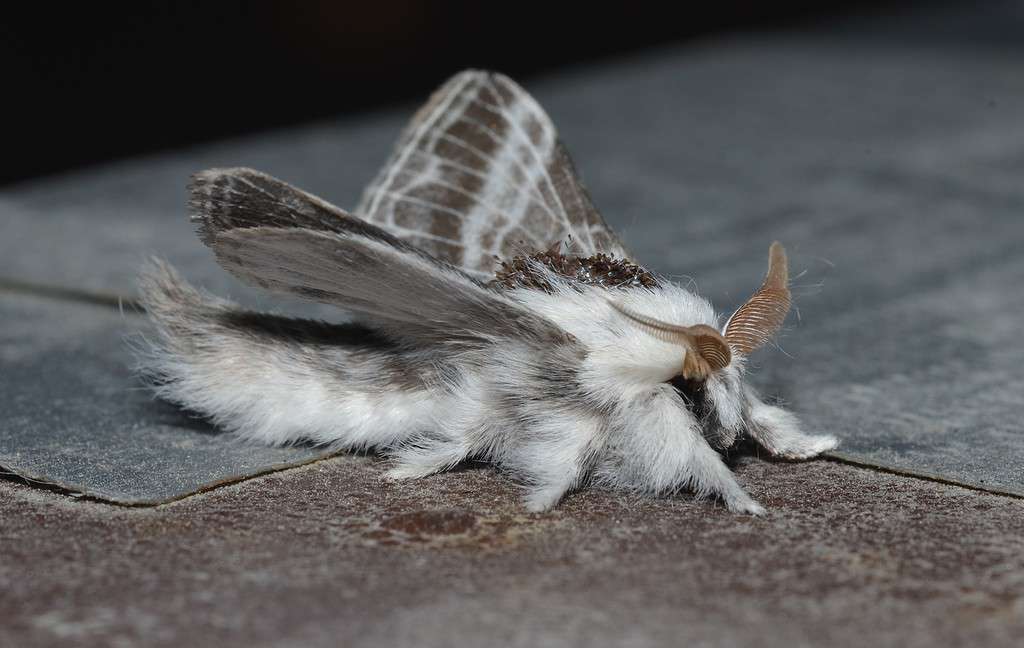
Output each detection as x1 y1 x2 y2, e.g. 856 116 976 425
0 0 993 186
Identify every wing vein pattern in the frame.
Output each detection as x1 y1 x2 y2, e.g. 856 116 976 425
356 70 629 280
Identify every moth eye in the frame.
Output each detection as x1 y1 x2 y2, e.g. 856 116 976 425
670 376 712 420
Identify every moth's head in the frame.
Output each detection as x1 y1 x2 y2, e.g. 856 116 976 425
610 242 786 378
610 240 791 391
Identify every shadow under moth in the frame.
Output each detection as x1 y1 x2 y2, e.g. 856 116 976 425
138 70 837 514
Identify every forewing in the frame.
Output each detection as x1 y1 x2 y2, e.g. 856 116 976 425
210 227 569 348
356 70 629 280
189 167 391 245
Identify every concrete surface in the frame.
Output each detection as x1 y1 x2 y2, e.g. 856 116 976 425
2 456 1022 647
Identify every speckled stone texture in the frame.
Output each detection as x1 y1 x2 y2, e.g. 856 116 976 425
2 457 1022 647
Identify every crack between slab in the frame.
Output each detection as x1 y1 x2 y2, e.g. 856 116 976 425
0 449 344 507
823 452 1024 500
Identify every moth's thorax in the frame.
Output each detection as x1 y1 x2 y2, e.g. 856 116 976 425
489 249 658 292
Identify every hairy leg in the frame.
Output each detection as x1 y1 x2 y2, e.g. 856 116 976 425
385 436 472 479
600 385 764 514
511 410 607 512
387 383 604 512
745 389 838 459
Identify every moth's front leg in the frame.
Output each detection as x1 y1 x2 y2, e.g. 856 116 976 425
389 406 604 511
506 409 606 512
603 385 765 514
745 389 838 459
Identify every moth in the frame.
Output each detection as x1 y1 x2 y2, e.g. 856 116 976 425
139 70 838 514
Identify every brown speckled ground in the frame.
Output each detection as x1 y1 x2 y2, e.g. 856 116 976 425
2 456 1022 647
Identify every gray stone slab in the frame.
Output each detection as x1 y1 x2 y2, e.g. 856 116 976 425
0 293 332 503
2 33 1024 498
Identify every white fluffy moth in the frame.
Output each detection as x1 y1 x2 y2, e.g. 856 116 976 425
138 70 838 514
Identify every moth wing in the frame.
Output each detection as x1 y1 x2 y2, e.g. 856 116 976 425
188 168 566 346
210 227 568 348
356 69 630 281
189 167 373 245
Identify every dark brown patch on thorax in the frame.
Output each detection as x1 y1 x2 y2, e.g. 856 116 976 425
489 244 658 292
